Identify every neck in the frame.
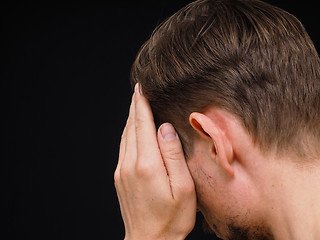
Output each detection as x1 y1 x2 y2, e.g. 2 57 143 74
265 159 320 240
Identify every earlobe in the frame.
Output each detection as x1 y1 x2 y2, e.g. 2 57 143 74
189 112 235 177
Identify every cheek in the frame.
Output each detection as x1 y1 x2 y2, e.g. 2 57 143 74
187 156 257 237
187 152 223 209
187 158 224 218
187 161 230 236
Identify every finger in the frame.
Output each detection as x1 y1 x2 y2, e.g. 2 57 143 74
134 84 161 161
117 118 128 170
157 123 194 199
122 93 137 166
115 95 134 183
118 94 135 165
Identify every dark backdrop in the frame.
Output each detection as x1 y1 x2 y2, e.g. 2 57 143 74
2 1 319 239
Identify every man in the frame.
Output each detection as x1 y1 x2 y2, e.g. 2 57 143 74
114 0 320 239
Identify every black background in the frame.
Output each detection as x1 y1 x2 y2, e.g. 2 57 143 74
2 1 319 239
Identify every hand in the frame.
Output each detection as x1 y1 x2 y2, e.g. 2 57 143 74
114 84 197 240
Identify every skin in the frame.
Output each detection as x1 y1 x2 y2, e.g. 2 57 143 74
114 84 196 240
114 84 320 240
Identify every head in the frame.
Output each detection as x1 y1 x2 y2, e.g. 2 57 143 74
131 0 320 239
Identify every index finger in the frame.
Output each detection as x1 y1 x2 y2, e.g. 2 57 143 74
134 84 161 160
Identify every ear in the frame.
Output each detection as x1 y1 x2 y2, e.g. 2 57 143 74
189 112 234 177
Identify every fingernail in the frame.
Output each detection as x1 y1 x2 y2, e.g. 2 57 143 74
134 83 140 94
160 123 177 141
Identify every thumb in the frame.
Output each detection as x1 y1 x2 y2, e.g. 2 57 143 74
158 123 194 198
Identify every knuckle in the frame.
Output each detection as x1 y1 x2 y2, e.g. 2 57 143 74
176 181 195 198
135 115 145 132
135 160 153 178
114 169 121 187
184 182 195 195
164 147 183 160
119 164 131 182
183 183 195 198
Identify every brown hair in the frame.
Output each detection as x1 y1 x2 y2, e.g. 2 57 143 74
131 0 320 159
